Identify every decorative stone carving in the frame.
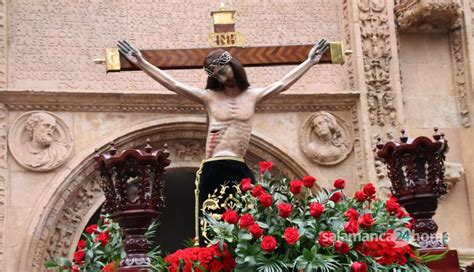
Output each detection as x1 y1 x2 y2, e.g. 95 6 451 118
443 161 465 195
395 1 470 127
175 143 203 162
449 22 471 128
0 103 6 270
350 105 365 184
8 111 73 171
0 0 6 89
0 91 359 114
42 175 103 270
342 0 355 91
359 0 398 127
394 0 461 31
27 123 312 271
300 111 353 165
373 131 396 199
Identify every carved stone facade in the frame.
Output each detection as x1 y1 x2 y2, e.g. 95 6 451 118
359 0 398 127
299 111 353 165
395 0 461 31
395 0 471 128
0 104 6 271
23 122 326 271
0 0 474 271
8 111 73 171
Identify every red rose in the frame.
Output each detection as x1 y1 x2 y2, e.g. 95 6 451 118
222 209 239 224
259 192 273 207
240 178 253 192
85 224 98 234
259 161 273 174
334 179 345 189
209 259 223 271
77 239 86 249
239 213 255 228
283 227 299 245
222 253 236 270
277 203 293 218
354 190 367 202
396 208 408 219
252 185 266 197
103 262 116 272
309 202 324 218
329 191 343 203
302 176 317 188
248 223 263 239
72 266 80 272
334 241 350 254
290 180 303 194
96 231 110 246
386 197 400 214
351 262 367 272
318 231 334 247
73 250 85 263
344 219 359 234
344 208 359 220
260 236 277 252
358 213 374 229
363 183 376 199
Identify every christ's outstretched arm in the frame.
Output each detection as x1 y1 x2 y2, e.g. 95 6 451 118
256 39 329 103
117 40 208 103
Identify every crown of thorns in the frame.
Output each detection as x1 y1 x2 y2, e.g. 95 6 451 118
204 51 232 76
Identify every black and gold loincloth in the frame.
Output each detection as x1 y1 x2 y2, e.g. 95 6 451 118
195 157 255 246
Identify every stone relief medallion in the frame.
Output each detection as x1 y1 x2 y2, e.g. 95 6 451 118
299 111 353 166
8 111 73 171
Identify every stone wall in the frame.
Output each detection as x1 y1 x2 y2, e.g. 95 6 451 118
0 0 473 271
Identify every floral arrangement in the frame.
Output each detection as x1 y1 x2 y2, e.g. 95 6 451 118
45 216 124 272
47 161 437 272
203 161 431 272
164 244 236 271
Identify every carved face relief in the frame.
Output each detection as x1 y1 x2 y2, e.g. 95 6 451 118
312 115 332 139
300 111 353 166
8 111 73 171
30 113 56 147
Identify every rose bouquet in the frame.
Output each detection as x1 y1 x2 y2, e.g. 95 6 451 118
204 161 431 271
46 216 163 272
47 161 437 272
163 243 236 271
45 216 123 272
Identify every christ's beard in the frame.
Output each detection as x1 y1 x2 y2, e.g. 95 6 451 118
224 79 235 87
35 132 54 147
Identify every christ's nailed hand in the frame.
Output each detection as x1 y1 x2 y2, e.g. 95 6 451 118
308 38 329 64
117 40 143 64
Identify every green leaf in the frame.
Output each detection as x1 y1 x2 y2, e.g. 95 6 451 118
238 232 253 241
419 250 449 263
43 260 60 268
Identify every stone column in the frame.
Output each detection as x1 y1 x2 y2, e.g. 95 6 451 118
461 0 474 240
349 0 405 193
0 103 6 272
0 0 7 270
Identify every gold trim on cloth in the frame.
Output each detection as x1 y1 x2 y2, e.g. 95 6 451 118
194 157 245 244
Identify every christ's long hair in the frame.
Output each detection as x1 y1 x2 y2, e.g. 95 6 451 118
203 49 250 91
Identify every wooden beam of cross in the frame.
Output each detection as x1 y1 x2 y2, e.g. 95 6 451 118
104 42 344 72
103 5 344 72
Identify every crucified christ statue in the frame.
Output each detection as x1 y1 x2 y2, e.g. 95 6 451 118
117 39 329 245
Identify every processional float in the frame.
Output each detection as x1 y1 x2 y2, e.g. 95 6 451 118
376 129 461 271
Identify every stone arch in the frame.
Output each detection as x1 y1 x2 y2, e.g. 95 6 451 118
19 116 317 271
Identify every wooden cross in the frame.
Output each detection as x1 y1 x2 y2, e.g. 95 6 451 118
103 7 344 72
